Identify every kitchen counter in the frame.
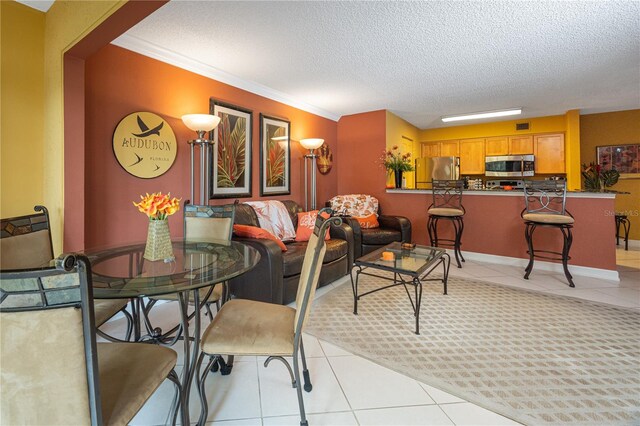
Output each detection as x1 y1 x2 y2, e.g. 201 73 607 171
386 188 617 199
379 188 618 278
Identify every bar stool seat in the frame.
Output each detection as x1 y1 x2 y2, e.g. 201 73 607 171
522 213 575 225
428 207 464 217
615 213 630 251
522 180 575 287
427 180 465 268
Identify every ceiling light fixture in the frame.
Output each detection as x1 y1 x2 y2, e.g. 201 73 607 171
441 108 522 123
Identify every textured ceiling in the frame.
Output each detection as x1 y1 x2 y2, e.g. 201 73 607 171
15 0 53 12
113 1 640 128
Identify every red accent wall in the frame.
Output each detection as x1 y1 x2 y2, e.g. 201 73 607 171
336 111 387 199
83 45 337 248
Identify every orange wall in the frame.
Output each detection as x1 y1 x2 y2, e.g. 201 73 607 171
84 45 337 247
336 110 388 201
580 110 640 241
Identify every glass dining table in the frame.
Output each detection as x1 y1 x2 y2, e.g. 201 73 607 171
81 238 260 424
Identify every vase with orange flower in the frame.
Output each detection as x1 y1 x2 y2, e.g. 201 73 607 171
133 192 181 261
381 145 414 188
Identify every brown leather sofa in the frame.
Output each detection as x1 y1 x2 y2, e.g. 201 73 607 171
326 196 412 259
228 201 354 305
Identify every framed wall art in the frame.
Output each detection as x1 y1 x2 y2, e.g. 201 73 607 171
259 114 291 196
209 99 252 198
596 143 639 178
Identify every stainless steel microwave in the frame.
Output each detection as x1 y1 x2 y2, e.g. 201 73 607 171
485 155 535 177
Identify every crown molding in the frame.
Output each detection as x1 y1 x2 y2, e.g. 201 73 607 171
111 34 341 122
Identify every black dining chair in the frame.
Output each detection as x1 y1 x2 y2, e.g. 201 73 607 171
0 254 186 425
195 209 342 426
0 205 133 340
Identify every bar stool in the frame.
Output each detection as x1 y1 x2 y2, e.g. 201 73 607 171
615 213 630 251
521 180 575 287
427 180 465 268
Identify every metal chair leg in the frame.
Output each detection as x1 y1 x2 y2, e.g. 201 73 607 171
300 339 312 392
561 226 575 288
292 347 308 426
524 223 535 279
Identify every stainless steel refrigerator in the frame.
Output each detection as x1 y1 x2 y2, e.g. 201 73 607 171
415 157 460 189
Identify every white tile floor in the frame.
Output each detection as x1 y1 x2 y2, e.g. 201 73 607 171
101 247 639 426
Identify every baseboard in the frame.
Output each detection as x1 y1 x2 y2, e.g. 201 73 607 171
458 250 620 282
618 239 640 249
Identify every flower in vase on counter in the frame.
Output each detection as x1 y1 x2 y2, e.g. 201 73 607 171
380 145 414 174
133 192 181 220
581 162 620 192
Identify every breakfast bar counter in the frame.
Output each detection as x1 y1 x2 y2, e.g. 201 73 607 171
382 189 618 277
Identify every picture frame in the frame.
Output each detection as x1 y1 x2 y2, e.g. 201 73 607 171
259 114 291 196
209 99 252 199
596 143 639 179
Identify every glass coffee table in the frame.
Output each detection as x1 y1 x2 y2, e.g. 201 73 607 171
351 241 450 334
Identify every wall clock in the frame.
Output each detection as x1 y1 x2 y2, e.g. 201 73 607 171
112 111 177 178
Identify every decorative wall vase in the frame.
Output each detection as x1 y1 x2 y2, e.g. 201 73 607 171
394 170 403 188
144 219 174 261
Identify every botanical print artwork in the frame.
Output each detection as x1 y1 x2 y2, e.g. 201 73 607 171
210 100 252 199
267 125 286 186
597 144 639 176
260 114 290 196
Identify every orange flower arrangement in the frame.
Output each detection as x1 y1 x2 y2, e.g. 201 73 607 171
133 192 181 220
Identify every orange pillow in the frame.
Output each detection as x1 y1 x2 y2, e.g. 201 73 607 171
295 211 331 242
233 224 287 252
354 213 379 229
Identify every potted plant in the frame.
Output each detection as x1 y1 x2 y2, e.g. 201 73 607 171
381 146 414 188
581 162 620 192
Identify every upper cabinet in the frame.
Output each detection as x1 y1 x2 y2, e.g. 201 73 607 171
421 140 459 158
485 137 508 156
485 135 533 155
421 142 440 158
534 134 565 173
419 132 565 176
459 138 485 174
508 136 534 155
440 140 460 157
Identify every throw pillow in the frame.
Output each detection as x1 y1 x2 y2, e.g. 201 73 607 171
354 213 379 229
295 210 331 242
232 224 287 252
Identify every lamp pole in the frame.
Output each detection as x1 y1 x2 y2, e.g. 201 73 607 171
300 139 324 211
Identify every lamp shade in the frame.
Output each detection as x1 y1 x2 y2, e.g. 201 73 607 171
182 114 221 132
300 138 324 150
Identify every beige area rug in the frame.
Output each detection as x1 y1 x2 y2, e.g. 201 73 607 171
306 273 640 425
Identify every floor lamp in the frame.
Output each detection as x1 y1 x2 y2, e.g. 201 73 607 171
300 138 325 211
182 114 221 205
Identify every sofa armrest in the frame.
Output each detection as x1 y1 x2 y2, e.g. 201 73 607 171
329 222 355 267
339 217 362 260
378 215 412 243
229 237 284 304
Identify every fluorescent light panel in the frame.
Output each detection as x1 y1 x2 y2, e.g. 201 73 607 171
441 108 522 123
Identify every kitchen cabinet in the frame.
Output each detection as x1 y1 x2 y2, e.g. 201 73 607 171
440 140 460 157
508 136 534 155
534 134 565 173
459 138 485 174
421 142 440 158
421 140 459 158
485 137 508 156
485 135 533 155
